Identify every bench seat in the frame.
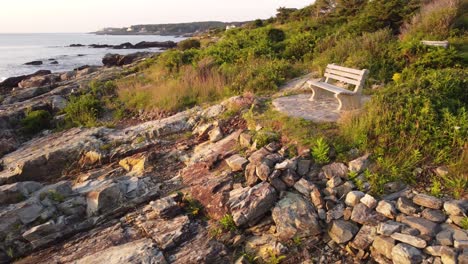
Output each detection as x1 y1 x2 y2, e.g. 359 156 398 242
308 80 354 95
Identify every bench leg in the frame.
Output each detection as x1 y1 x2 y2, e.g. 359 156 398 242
335 94 361 111
309 87 329 101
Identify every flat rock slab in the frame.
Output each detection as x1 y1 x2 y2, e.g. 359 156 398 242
272 94 370 123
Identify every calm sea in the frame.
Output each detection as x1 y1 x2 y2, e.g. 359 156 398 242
0 33 181 81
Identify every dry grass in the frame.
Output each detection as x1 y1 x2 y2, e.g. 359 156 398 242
117 58 228 112
400 0 460 41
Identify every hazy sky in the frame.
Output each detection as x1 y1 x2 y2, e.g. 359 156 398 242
0 0 312 33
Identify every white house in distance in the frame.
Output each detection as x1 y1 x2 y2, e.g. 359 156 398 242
226 25 237 30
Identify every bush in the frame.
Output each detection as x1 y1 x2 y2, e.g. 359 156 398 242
21 110 52 134
64 94 102 127
178 39 201 51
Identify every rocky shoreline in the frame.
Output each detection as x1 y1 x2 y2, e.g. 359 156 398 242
0 55 467 264
69 40 177 50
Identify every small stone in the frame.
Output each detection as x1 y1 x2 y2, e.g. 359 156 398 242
376 200 397 219
335 181 355 198
401 227 420 236
421 209 446 223
274 159 297 170
350 225 377 250
360 194 377 209
436 230 453 246
455 240 468 249
348 154 370 173
318 208 327 220
280 169 300 187
268 170 287 192
372 236 395 260
327 176 343 188
293 178 316 197
245 163 259 186
377 221 403 236
208 127 223 142
400 215 439 237
391 233 427 248
351 203 375 225
226 155 248 172
345 191 365 207
297 159 311 176
327 203 345 222
435 166 449 177
328 220 359 244
413 194 443 210
322 162 348 179
424 246 455 257
265 142 281 153
444 200 465 216
248 148 270 164
310 188 324 209
397 197 419 215
458 250 468 264
391 243 423 264
256 163 271 181
239 133 253 148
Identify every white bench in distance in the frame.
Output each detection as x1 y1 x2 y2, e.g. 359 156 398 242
307 64 369 111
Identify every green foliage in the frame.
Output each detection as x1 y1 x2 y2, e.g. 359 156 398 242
178 39 201 50
20 110 52 134
267 249 286 264
219 214 237 231
39 190 65 202
429 178 443 197
182 194 204 217
253 131 279 148
312 137 330 164
64 94 102 127
460 217 468 230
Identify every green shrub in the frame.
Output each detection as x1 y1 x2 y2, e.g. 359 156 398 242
312 137 330 164
178 39 201 50
64 94 102 127
21 110 52 134
219 214 237 231
254 130 279 148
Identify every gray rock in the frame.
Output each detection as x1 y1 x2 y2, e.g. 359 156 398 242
22 220 63 247
436 230 454 246
351 203 384 226
202 104 225 118
400 215 439 237
391 233 427 248
376 200 397 219
328 220 359 244
401 227 420 236
274 159 297 170
0 181 43 205
239 133 253 148
391 243 423 264
75 238 167 264
280 169 300 187
455 240 468 249
139 215 190 251
397 197 419 215
256 163 271 181
293 178 316 197
248 148 270 164
297 159 311 176
50 95 68 111
208 127 224 142
334 181 355 198
57 196 86 216
268 170 287 192
372 236 395 260
326 203 345 222
245 163 259 186
377 221 403 236
322 162 348 179
345 191 365 207
360 194 377 209
413 194 443 210
421 209 446 223
146 195 181 220
17 202 44 224
226 155 248 172
228 182 277 226
86 182 123 216
272 192 321 241
348 154 370 173
327 176 343 188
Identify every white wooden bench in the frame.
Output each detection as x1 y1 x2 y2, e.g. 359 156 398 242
421 40 449 48
307 64 369 111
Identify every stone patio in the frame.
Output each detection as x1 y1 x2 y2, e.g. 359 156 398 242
272 94 369 123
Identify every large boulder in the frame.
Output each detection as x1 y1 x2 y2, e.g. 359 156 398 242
86 182 123 216
272 192 321 241
228 182 277 226
0 181 43 205
0 70 51 91
18 74 59 89
102 52 151 67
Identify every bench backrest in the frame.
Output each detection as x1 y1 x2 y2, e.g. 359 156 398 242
324 64 369 94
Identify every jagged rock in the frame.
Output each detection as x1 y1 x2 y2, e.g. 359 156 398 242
18 74 58 89
57 196 86 216
280 169 300 187
22 220 63 248
444 200 465 216
0 70 50 90
0 181 43 205
372 236 395 260
49 95 68 111
391 233 427 248
329 220 359 244
145 195 181 220
436 230 454 246
377 221 403 236
239 132 253 148
268 170 287 192
351 203 385 225
397 197 419 215
421 209 446 223
17 201 44 224
351 225 377 250
263 153 283 167
202 104 225 118
102 52 151 67
208 127 223 142
459 250 468 264
226 155 248 172
256 162 271 181
228 182 277 226
335 181 355 198
376 200 397 219
248 148 270 164
35 181 74 200
360 194 377 209
348 154 370 173
275 159 297 170
74 238 167 264
327 176 343 188
272 192 321 241
245 163 259 186
413 194 443 210
455 240 468 249
139 215 191 250
391 243 423 264
400 215 439 237
297 159 311 176
327 203 345 222
265 142 281 153
345 191 365 207
401 227 420 236
322 162 348 179
425 245 457 264
86 182 123 216
293 178 316 197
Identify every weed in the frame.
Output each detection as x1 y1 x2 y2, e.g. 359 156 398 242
292 236 302 246
20 109 52 134
219 214 237 231
267 249 286 264
460 217 468 230
182 194 204 217
64 94 102 127
311 137 330 164
430 178 443 197
6 248 13 259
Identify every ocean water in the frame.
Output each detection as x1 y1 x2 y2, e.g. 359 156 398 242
0 33 181 81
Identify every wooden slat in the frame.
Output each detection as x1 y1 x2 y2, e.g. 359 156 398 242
308 80 354 94
325 68 362 81
327 64 364 75
324 73 361 86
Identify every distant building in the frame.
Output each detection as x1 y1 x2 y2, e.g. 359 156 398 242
126 27 134 32
226 25 237 30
